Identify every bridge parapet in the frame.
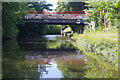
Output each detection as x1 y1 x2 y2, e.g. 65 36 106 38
24 11 90 20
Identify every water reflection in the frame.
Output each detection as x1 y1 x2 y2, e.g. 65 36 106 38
18 36 75 51
42 35 61 40
2 35 118 79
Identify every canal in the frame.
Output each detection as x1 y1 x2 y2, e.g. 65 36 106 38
2 35 118 79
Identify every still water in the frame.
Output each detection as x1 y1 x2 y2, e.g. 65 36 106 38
2 35 118 79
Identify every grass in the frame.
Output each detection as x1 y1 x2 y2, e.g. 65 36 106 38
72 30 118 45
84 31 118 42
84 51 118 71
71 30 118 64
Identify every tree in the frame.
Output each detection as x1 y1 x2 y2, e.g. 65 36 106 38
2 2 54 39
28 2 53 11
2 2 29 39
55 1 70 11
84 1 119 30
55 1 86 33
55 1 86 11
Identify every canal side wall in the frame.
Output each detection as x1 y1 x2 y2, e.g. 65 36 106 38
72 34 118 64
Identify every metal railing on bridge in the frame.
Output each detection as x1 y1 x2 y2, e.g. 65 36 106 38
24 11 90 20
24 11 87 14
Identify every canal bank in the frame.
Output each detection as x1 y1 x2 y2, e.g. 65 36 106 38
72 31 118 66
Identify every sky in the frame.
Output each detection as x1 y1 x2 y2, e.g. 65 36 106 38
45 0 58 10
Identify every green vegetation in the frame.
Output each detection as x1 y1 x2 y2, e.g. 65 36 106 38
46 25 62 34
71 1 119 64
55 1 86 34
56 53 118 78
2 1 119 38
69 1 119 66
17 36 74 50
55 0 85 11
83 30 118 43
84 1 119 30
2 1 119 79
18 24 62 37
72 31 118 64
2 2 27 39
2 2 54 39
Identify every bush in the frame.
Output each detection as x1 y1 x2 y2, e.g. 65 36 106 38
75 35 118 64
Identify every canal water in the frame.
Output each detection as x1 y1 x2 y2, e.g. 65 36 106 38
2 35 118 79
